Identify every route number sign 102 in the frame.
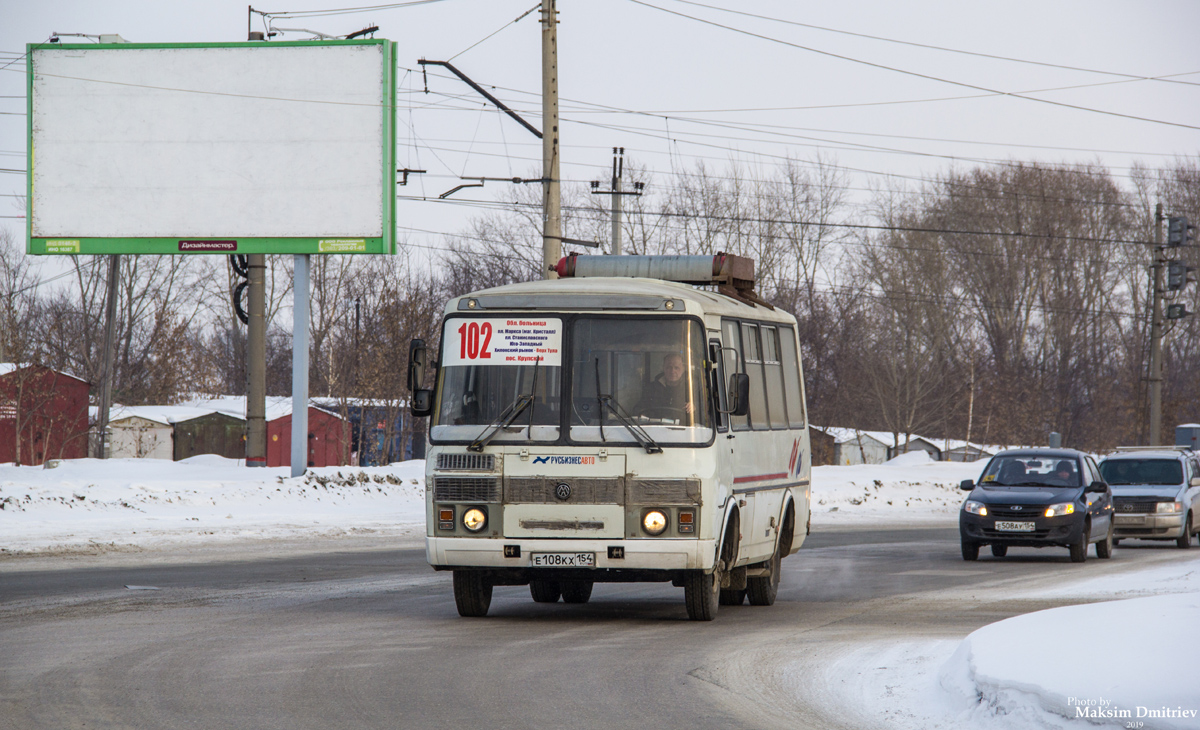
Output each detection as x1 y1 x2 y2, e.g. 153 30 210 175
458 321 493 360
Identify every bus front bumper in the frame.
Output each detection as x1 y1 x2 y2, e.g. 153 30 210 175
427 536 713 574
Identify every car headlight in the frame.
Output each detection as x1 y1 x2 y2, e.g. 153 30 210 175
462 507 487 532
1156 501 1183 514
963 501 988 516
642 509 669 536
1045 502 1075 517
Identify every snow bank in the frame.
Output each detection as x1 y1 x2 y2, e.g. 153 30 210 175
941 593 1200 729
0 457 427 553
810 460 982 524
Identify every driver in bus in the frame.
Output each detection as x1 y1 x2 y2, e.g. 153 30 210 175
635 353 693 422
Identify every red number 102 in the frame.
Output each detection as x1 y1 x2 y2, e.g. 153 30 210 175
458 321 493 360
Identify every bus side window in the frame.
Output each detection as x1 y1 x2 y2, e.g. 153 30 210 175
761 326 788 429
709 339 728 432
778 325 806 428
740 322 770 431
721 320 749 431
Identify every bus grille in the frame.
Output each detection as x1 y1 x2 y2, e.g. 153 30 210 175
436 453 495 471
627 478 701 505
505 477 623 504
434 477 500 503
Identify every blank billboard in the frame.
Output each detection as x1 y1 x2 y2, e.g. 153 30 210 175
27 40 395 254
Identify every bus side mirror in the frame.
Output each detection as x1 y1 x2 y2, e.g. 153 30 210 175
408 339 433 418
728 373 750 417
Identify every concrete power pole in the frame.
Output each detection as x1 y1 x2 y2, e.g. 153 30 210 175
541 0 561 279
95 254 120 458
611 148 623 256
1148 203 1165 446
246 255 266 466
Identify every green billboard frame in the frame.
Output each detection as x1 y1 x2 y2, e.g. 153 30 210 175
27 39 397 256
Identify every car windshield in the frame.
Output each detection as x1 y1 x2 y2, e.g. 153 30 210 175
980 455 1081 487
1099 459 1183 486
569 317 712 445
432 317 562 442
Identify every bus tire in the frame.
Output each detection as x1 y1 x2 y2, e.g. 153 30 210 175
529 579 561 603
453 571 492 617
747 550 780 606
561 581 593 604
684 570 720 621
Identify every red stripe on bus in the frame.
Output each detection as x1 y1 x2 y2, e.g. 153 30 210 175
733 473 788 484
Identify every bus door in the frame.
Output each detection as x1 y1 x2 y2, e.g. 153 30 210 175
721 319 764 558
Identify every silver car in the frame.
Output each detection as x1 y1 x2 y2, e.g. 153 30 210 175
1098 448 1200 548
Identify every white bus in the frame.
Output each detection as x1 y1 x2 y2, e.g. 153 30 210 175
408 254 811 620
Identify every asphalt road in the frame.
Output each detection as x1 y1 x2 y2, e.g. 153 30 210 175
0 527 1189 730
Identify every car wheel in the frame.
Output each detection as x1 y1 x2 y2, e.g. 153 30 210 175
453 570 493 617
990 544 1008 558
529 579 561 603
1096 521 1114 559
1069 524 1089 563
560 581 593 604
962 541 980 561
1177 512 1193 550
719 589 747 605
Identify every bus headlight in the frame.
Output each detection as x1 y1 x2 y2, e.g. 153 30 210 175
462 507 488 532
642 509 669 536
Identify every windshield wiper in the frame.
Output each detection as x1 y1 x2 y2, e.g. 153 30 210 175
468 358 540 452
594 373 662 454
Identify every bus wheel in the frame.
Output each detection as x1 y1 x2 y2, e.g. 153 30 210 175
747 550 780 606
561 581 593 604
719 589 746 605
684 570 720 621
453 571 492 617
529 580 561 603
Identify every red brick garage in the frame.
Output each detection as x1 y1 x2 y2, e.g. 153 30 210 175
266 407 349 468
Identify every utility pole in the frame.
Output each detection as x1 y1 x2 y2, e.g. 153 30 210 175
246 254 266 466
541 0 561 279
95 254 120 458
611 148 623 255
244 22 267 467
590 147 644 255
1148 203 1165 446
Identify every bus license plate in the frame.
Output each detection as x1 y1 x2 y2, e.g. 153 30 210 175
531 552 595 568
995 521 1035 532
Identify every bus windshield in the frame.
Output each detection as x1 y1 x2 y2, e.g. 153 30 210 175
570 317 712 445
432 317 563 443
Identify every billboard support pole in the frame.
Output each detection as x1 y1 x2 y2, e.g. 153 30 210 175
291 254 310 477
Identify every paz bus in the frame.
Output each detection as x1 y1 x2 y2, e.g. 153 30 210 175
407 254 811 620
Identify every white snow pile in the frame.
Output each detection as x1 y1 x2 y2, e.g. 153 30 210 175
810 456 982 524
940 592 1200 729
0 456 427 553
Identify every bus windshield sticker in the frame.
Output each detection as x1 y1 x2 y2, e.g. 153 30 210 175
444 317 562 367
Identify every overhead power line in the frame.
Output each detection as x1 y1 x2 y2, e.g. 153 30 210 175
665 0 1200 87
626 0 1200 131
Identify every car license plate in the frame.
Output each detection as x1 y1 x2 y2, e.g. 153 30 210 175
994 521 1036 532
531 552 595 568
1114 515 1143 524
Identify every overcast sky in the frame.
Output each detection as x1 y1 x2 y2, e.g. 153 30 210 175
2 0 1198 272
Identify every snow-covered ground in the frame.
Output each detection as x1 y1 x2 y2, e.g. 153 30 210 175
3 451 1198 728
0 456 427 554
